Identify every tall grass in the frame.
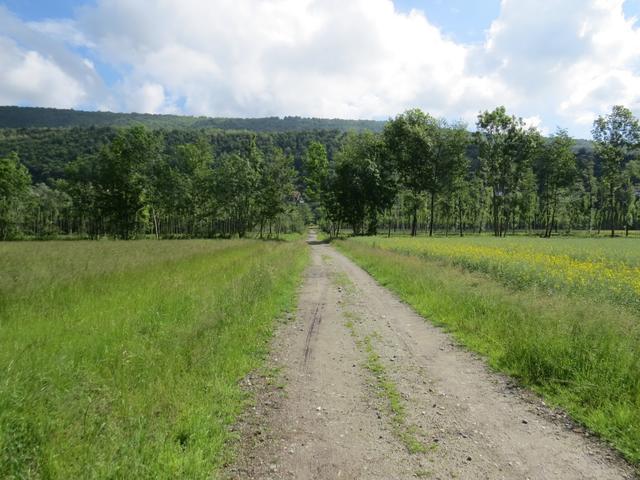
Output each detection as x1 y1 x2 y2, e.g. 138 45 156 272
335 238 640 465
0 239 307 479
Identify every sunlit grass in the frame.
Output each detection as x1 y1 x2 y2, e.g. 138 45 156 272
0 239 308 479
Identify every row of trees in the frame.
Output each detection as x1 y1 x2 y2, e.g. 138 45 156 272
2 105 638 240
0 126 306 240
306 105 640 237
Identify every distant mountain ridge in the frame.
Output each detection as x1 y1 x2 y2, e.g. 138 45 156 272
0 106 386 132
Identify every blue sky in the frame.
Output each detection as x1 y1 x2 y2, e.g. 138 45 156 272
2 0 83 19
7 0 638 43
397 0 640 39
395 0 501 43
1 0 640 137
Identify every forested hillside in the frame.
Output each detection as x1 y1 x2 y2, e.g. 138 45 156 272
0 106 385 132
0 104 637 241
0 127 346 183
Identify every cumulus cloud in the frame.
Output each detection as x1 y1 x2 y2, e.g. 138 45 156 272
76 0 483 118
477 0 640 133
1 0 639 137
0 5 105 109
0 36 86 108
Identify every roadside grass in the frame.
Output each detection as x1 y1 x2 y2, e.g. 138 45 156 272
334 239 640 465
0 239 308 479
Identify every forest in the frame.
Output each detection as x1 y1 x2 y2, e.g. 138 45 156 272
0 105 638 240
0 106 385 132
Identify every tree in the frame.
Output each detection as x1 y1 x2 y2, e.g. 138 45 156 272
384 109 468 236
476 107 541 236
537 129 577 237
145 139 213 238
27 183 72 238
256 149 297 237
302 141 329 205
434 123 470 236
384 109 432 236
592 105 640 236
60 154 101 238
622 159 640 236
213 152 259 238
0 152 31 239
332 132 397 235
96 126 162 239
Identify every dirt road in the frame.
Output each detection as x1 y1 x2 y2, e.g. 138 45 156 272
227 234 635 479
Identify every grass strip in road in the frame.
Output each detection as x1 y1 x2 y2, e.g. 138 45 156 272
335 239 640 466
338 266 426 458
344 318 426 454
361 333 427 455
0 239 308 479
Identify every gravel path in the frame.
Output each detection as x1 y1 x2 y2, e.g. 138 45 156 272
226 234 635 480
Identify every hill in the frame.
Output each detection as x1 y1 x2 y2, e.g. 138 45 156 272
0 106 386 132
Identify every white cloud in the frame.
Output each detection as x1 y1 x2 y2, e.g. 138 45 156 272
523 115 549 135
27 18 94 48
0 0 639 137
77 0 480 119
124 82 172 114
0 36 86 107
0 6 105 109
477 0 640 135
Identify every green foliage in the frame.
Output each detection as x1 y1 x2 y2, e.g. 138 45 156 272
537 129 577 237
0 152 31 239
145 140 213 238
96 126 163 239
302 141 328 204
26 183 72 238
0 239 308 478
2 104 640 239
476 106 543 236
213 150 260 238
256 149 297 236
331 132 397 235
0 125 307 239
383 109 469 236
0 126 345 184
592 105 640 236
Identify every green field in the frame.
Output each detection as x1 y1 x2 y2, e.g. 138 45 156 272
335 235 640 464
0 239 307 478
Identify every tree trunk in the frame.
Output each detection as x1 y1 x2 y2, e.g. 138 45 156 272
428 191 435 237
411 206 418 237
458 199 463 237
610 184 615 238
546 199 557 238
152 209 160 240
492 190 499 237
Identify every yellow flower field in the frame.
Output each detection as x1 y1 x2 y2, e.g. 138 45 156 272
352 236 640 312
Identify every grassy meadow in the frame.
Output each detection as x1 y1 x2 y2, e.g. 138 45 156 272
335 235 640 465
0 239 307 479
